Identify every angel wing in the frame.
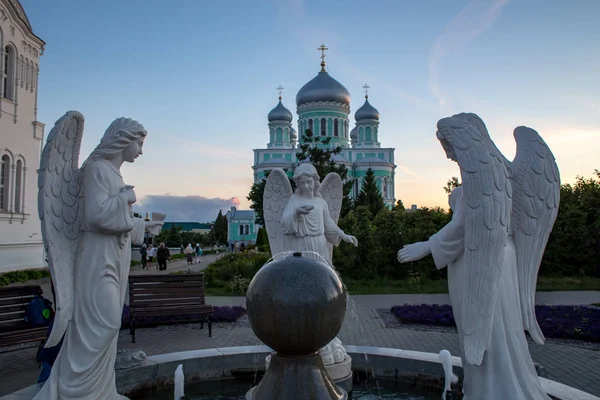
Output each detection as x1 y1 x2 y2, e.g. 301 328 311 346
509 126 560 344
318 173 344 262
263 169 293 259
37 111 86 347
437 113 511 366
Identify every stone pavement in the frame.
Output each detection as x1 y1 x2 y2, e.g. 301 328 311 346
1 291 599 397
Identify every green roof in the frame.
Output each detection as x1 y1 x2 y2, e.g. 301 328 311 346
163 222 212 231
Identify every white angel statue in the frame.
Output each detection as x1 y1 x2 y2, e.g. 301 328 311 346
35 111 163 400
398 113 560 400
263 162 357 364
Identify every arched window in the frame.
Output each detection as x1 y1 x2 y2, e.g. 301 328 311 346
320 119 326 136
14 160 22 212
244 224 249 235
3 46 15 100
0 155 10 210
366 127 372 142
383 177 388 199
334 119 339 136
239 225 244 235
308 119 313 133
276 127 282 142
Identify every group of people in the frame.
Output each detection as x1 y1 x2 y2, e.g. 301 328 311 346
228 240 246 253
140 242 170 271
183 243 203 264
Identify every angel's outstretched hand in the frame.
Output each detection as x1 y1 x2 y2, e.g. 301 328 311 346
145 221 163 235
342 234 358 247
397 242 431 263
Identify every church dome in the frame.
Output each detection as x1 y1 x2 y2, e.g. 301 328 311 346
296 71 351 107
290 127 298 140
268 98 293 122
355 97 380 121
350 127 358 140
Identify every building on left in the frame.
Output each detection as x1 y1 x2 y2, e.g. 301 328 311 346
0 0 45 273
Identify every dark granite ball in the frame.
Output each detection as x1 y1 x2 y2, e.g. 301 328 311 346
246 253 347 356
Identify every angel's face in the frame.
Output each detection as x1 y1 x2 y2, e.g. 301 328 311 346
296 175 315 198
123 137 145 163
438 136 457 162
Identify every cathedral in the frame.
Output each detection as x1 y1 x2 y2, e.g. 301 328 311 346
252 46 397 207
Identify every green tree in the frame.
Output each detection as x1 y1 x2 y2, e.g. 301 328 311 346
443 176 461 195
356 168 385 216
247 171 270 226
212 210 228 244
255 227 271 253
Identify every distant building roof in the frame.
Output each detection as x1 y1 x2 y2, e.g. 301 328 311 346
163 222 212 231
225 207 255 221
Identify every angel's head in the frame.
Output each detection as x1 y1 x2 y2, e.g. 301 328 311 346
293 162 321 198
90 117 147 164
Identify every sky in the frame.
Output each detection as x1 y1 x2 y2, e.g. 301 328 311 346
20 0 600 222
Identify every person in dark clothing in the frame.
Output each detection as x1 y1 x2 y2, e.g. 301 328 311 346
37 315 64 383
157 242 169 271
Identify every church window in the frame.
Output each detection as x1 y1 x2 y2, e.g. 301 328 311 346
308 119 313 133
276 128 282 142
3 46 15 100
383 177 388 199
0 155 9 210
366 127 372 142
14 160 22 212
334 119 339 136
239 225 244 235
320 119 326 136
244 224 250 235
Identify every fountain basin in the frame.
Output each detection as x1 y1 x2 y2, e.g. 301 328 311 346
2 346 598 400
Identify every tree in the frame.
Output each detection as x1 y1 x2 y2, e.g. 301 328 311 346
247 171 270 226
443 176 461 195
356 168 385 216
212 210 228 244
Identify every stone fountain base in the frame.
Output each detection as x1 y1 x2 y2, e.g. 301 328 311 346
248 353 347 400
266 353 352 382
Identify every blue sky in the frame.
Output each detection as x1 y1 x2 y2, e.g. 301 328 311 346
21 0 600 221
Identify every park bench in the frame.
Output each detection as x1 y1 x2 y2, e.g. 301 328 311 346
128 274 213 343
0 285 49 348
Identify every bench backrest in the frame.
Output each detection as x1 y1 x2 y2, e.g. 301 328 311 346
0 285 43 332
128 274 207 311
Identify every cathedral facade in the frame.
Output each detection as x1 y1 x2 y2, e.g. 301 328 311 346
0 0 45 272
252 50 396 207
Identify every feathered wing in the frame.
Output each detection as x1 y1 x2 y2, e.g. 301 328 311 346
263 169 293 259
318 173 344 262
437 114 511 366
38 111 86 347
510 126 560 344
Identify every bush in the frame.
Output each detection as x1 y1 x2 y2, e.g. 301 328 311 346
0 269 50 286
204 252 271 293
391 304 600 342
229 275 251 294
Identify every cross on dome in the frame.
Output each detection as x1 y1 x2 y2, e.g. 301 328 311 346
318 44 328 71
363 83 370 98
276 85 284 100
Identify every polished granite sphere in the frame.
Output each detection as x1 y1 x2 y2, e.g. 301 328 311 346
246 253 347 356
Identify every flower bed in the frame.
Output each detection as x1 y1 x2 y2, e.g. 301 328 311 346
391 304 600 342
121 305 245 328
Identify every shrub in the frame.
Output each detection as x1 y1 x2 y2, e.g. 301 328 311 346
391 304 600 342
203 252 271 293
0 269 51 286
229 275 251 294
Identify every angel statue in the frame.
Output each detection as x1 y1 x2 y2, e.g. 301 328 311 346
398 113 560 400
35 111 164 400
263 162 358 364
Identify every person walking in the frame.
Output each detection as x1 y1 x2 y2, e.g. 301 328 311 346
147 244 155 269
184 243 194 265
156 243 169 271
140 243 148 270
195 243 202 263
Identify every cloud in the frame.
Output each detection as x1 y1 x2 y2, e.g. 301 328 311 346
134 195 241 223
429 0 510 113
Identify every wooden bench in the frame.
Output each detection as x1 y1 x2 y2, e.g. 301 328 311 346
0 285 49 348
128 274 213 343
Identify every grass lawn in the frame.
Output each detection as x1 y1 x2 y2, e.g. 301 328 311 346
203 276 600 296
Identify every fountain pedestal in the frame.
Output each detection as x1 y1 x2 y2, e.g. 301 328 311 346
245 253 348 400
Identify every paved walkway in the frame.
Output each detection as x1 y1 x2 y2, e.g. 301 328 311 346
1 291 599 397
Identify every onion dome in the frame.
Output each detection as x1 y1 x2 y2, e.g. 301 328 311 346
296 71 351 107
290 127 298 141
350 127 358 141
268 97 293 122
355 96 380 121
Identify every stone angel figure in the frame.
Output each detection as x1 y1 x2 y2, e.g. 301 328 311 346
263 162 357 365
35 111 163 400
398 113 560 400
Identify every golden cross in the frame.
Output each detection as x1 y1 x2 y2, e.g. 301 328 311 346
318 44 328 64
363 83 370 98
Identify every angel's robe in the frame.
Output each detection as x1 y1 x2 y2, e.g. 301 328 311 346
280 193 344 265
429 187 549 400
35 158 145 400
